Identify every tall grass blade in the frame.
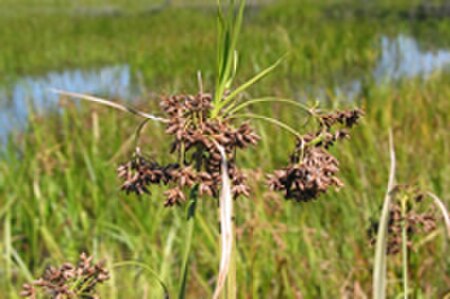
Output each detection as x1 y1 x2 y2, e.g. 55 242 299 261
400 196 409 299
178 187 198 299
40 226 64 261
225 55 285 102
4 211 12 294
0 197 16 219
11 248 34 282
373 130 396 299
215 0 245 105
212 55 285 117
212 144 234 299
227 50 239 89
113 261 169 298
160 227 177 282
215 0 226 96
226 0 245 89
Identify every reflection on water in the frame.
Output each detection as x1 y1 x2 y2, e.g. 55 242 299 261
374 35 450 81
1 34 450 144
305 34 450 102
0 65 133 144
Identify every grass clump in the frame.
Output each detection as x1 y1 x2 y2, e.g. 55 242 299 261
52 2 364 297
0 0 449 298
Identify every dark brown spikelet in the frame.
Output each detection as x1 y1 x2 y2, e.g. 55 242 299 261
268 147 342 202
368 186 437 255
117 152 181 196
230 167 250 198
268 108 363 202
232 122 260 149
118 91 259 206
173 166 197 188
117 155 163 195
20 284 35 299
319 108 364 129
164 187 186 207
198 171 219 198
20 253 109 299
122 94 364 207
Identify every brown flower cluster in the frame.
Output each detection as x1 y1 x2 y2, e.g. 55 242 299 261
268 145 343 202
267 109 363 202
368 188 437 255
117 92 259 206
20 253 109 299
117 156 178 196
319 108 363 129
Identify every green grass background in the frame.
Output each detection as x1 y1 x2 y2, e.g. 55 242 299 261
0 0 449 298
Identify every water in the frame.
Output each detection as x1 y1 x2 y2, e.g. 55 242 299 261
1 34 450 144
0 65 135 144
374 35 450 82
301 34 450 102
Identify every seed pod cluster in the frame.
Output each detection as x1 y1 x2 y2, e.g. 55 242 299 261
267 109 363 202
368 187 437 255
20 253 109 299
117 157 178 195
268 146 343 202
319 108 364 129
117 92 259 206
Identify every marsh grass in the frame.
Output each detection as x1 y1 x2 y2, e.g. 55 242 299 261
372 131 396 299
372 169 450 299
1 76 447 298
0 1 449 298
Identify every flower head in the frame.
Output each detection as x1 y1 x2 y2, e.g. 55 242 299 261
20 253 109 299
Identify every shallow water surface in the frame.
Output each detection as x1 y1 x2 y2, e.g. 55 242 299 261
305 34 450 102
0 65 134 144
0 34 449 145
374 35 450 81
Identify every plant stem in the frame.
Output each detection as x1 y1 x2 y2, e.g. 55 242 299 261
113 261 169 297
228 113 302 138
4 211 11 295
401 195 408 299
178 186 198 299
224 97 312 117
373 130 396 299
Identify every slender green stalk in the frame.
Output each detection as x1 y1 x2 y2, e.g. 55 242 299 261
11 248 34 282
400 196 408 299
178 218 195 299
228 113 302 138
178 186 199 299
4 211 11 295
224 97 312 116
134 119 151 150
212 55 285 118
113 261 169 297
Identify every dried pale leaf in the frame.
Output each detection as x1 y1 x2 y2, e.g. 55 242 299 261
212 144 233 299
373 130 396 299
51 89 167 122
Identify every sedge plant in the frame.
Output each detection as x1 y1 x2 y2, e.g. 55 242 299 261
46 1 364 298
371 132 450 299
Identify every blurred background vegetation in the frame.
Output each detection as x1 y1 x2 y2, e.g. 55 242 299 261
0 0 449 298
